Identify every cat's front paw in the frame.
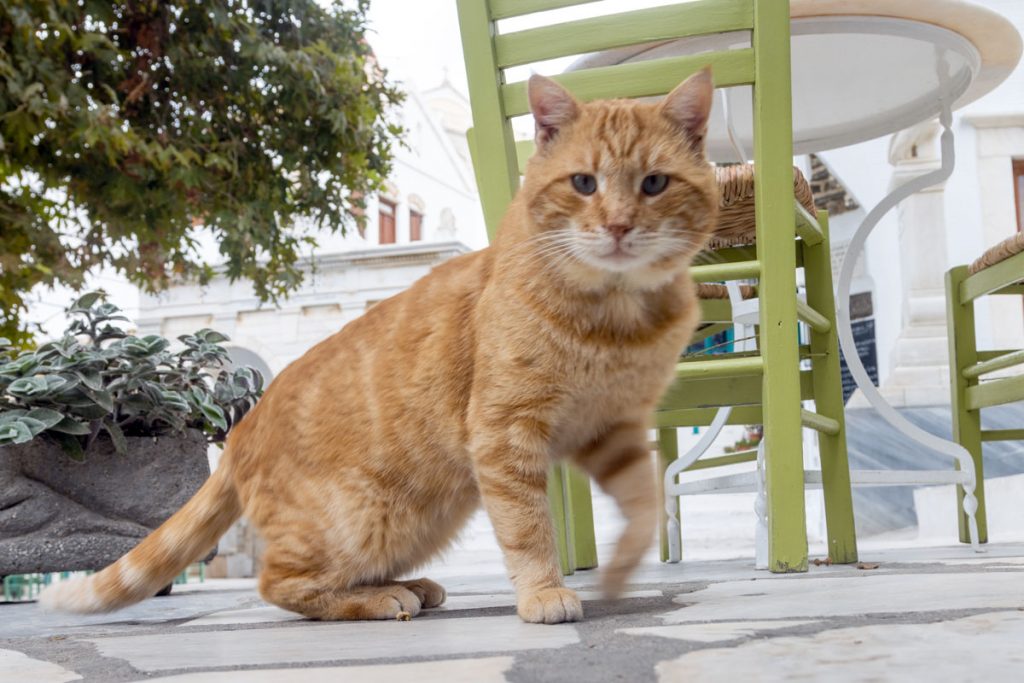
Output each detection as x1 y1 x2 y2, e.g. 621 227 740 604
517 587 583 624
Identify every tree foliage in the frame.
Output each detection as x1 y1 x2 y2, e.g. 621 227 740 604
0 0 403 343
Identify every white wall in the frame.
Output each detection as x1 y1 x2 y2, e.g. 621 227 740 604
137 242 473 375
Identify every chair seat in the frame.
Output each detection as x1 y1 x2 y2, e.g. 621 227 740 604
706 164 817 251
968 232 1024 275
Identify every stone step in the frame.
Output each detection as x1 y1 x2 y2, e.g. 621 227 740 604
886 365 951 388
891 336 950 367
900 324 949 339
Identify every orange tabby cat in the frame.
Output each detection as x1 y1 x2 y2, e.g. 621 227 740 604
41 69 718 624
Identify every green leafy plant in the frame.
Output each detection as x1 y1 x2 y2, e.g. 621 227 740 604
0 292 263 459
0 0 403 343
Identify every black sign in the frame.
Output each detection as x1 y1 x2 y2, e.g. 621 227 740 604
839 318 878 403
849 292 874 320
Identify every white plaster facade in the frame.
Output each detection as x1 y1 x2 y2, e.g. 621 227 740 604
135 242 472 375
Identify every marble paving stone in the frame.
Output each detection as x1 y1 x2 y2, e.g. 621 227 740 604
436 589 662 612
87 615 579 672
143 656 515 683
661 571 1024 622
657 611 1024 682
180 606 303 628
180 589 663 627
927 556 1024 567
617 620 818 643
0 649 82 683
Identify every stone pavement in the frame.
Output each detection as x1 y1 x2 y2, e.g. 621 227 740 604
2 540 1023 683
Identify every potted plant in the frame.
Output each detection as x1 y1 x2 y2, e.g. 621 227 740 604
0 293 262 581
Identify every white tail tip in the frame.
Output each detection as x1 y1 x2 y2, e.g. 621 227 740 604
38 576 107 614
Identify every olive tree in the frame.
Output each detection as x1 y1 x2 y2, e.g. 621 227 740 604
0 0 402 343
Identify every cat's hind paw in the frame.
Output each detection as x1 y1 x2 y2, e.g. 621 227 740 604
399 577 447 608
517 587 583 624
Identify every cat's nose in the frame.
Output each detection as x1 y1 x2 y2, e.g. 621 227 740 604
606 223 634 241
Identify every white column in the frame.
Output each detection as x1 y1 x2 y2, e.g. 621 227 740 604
874 120 953 406
393 198 409 244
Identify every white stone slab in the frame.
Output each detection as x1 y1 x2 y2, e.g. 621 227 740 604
87 615 578 672
180 589 663 626
618 620 818 643
143 656 514 683
657 611 1024 682
662 571 1024 622
172 578 258 594
0 649 82 683
438 589 662 612
181 606 303 628
927 556 1024 567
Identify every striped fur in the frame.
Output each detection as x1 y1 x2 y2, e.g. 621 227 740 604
40 70 717 624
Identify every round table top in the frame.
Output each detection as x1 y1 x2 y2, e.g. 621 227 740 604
567 0 1021 161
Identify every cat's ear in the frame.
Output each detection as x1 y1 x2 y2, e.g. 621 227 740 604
528 75 579 149
660 67 714 154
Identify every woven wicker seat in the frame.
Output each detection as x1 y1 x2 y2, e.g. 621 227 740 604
968 231 1024 275
707 164 817 251
695 164 814 300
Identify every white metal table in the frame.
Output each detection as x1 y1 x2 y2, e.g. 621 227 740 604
568 0 1022 557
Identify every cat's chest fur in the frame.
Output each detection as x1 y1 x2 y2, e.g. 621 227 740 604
477 274 696 458
552 307 692 454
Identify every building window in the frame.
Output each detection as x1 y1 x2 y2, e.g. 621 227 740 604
1014 159 1024 233
378 198 396 244
410 209 423 242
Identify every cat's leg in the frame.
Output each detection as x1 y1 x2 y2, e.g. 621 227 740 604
471 427 583 624
257 546 423 621
573 421 657 599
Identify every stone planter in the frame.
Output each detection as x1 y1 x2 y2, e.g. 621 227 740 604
0 429 211 577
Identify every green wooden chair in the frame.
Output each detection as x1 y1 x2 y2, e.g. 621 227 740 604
456 0 858 574
946 232 1024 544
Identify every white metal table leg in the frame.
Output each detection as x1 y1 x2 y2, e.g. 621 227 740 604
664 281 757 563
835 101 982 552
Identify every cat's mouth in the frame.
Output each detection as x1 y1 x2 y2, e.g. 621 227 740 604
591 245 648 271
603 245 635 261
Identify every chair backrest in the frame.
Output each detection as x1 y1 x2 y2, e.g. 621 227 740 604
456 0 795 245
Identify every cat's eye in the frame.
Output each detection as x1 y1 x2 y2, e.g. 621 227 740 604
641 174 669 196
571 174 597 195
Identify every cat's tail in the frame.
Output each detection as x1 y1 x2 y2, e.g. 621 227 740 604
39 450 243 614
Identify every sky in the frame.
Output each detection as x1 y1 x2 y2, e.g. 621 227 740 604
364 0 472 96
363 0 681 97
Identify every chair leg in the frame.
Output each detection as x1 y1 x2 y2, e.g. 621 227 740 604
547 463 574 575
760 338 808 572
752 0 808 573
566 465 597 570
657 427 681 562
804 213 858 564
547 462 598 575
946 266 988 544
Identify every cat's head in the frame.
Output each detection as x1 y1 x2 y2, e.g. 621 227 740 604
519 69 718 290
